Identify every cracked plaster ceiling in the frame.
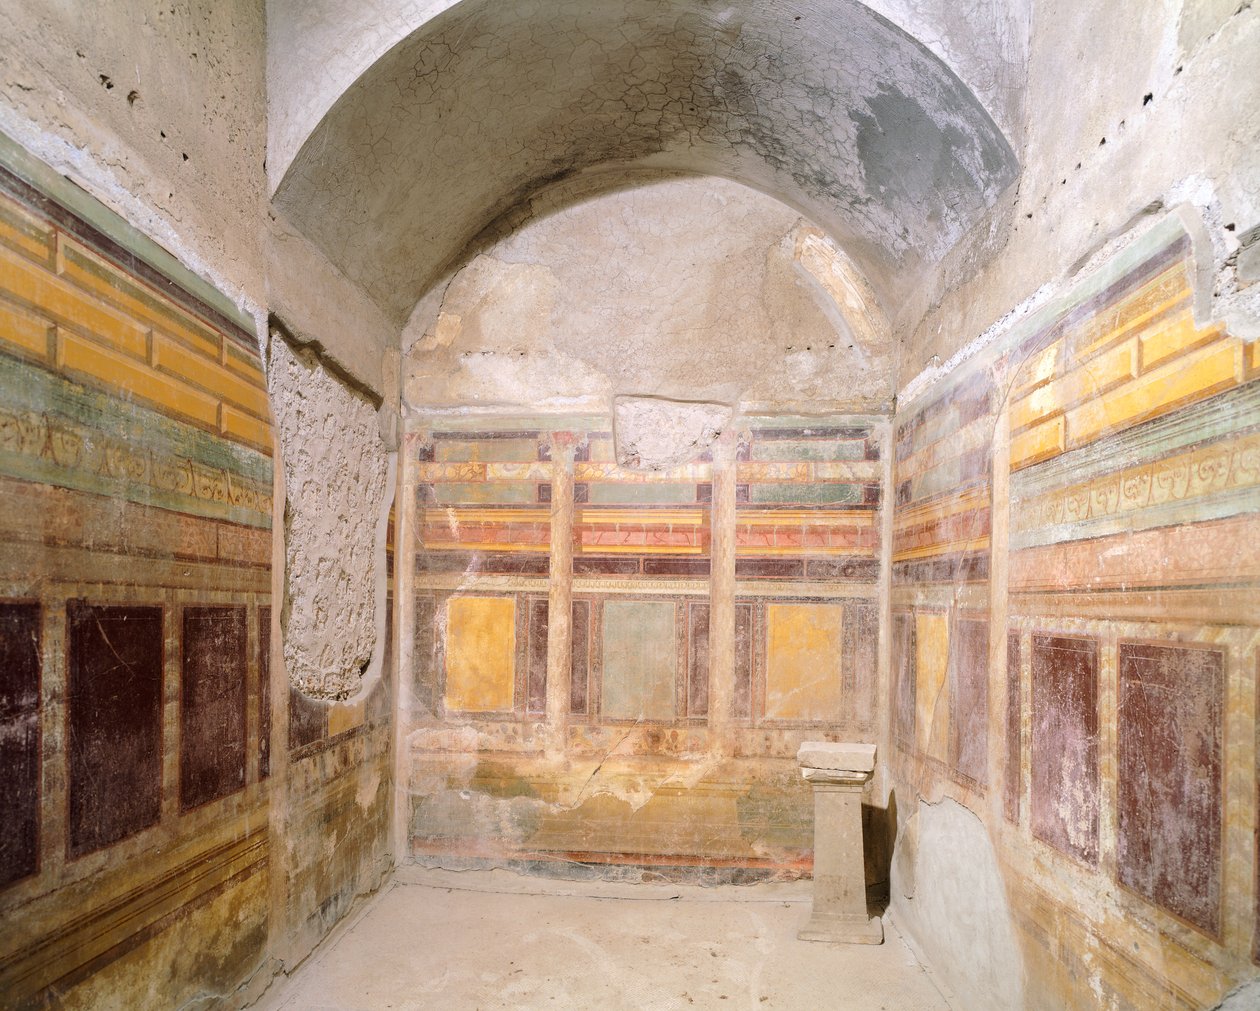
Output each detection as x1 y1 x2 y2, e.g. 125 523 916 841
273 0 1022 329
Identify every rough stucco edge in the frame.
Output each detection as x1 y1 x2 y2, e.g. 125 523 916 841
0 108 263 331
349 448 398 708
265 209 397 397
0 128 256 336
896 193 1228 410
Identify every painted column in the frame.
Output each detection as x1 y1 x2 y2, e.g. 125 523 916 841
797 742 883 944
989 380 1011 824
544 432 577 759
708 431 738 757
393 430 419 858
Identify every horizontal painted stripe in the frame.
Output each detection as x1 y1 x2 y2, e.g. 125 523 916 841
1011 381 1260 500
893 487 990 532
1010 512 1260 591
735 544 875 557
0 473 271 565
893 535 991 563
421 541 550 554
0 350 271 481
0 540 271 596
738 509 876 527
578 508 705 525
0 135 256 342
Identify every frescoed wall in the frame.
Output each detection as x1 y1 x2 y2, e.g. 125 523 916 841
889 210 1260 1008
0 144 274 1006
401 414 887 881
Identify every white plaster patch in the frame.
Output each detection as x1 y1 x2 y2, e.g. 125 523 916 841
613 396 733 471
890 798 1024 1011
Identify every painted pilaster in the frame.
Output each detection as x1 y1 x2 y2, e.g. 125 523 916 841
544 433 577 758
708 431 738 757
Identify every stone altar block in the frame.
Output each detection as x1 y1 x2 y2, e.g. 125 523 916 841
797 741 883 944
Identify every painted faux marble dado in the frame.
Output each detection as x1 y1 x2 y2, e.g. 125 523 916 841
401 414 887 880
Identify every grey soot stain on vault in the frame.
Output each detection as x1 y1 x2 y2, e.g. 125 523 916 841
275 0 1019 326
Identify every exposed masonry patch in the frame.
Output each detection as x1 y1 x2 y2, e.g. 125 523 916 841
276 0 1018 327
613 396 732 471
269 320 390 700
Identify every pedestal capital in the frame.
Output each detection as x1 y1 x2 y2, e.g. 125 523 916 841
796 741 876 774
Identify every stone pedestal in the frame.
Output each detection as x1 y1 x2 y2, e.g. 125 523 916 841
797 742 883 945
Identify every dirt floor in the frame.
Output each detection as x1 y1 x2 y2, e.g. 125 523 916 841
258 866 952 1010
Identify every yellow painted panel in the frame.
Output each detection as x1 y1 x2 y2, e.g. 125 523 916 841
1074 261 1190 361
893 488 990 533
220 404 273 453
444 596 516 713
1011 338 1137 432
0 195 54 266
327 699 365 738
59 240 222 359
728 509 875 528
59 333 218 427
432 508 549 524
0 244 148 358
1066 340 1241 448
891 536 991 563
1011 340 1061 398
154 333 269 417
915 612 949 762
576 509 705 526
223 342 265 383
0 297 52 360
1010 416 1065 471
765 603 843 721
1249 340 1260 379
1139 311 1221 371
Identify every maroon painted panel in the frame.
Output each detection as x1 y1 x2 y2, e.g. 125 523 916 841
414 597 436 712
259 606 271 780
67 602 163 858
688 603 710 718
843 603 878 725
1005 632 1021 824
893 613 916 750
526 598 549 715
733 604 753 721
0 603 40 887
1117 642 1223 934
180 606 248 810
289 687 327 750
1030 634 1099 865
948 617 989 786
734 558 804 580
570 600 590 715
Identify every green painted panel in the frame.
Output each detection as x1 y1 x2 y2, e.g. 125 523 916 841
750 483 862 505
909 457 963 504
587 482 697 505
0 354 272 483
431 482 537 506
436 438 539 463
602 600 676 721
751 439 866 462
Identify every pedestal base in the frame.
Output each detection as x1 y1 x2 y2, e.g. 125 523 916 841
798 911 884 945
